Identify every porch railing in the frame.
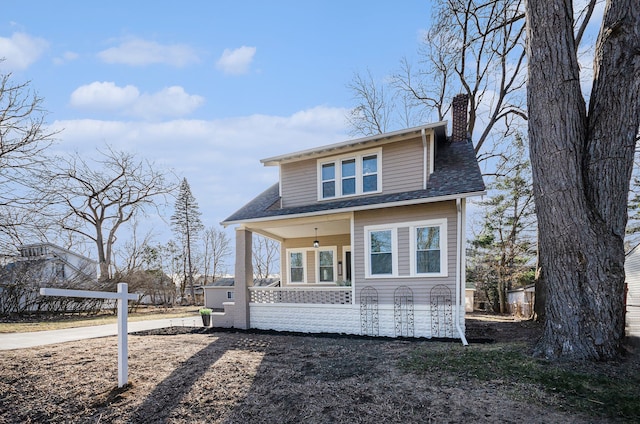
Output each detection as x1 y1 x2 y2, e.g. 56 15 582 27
249 286 352 305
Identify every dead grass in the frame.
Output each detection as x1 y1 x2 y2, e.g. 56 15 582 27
0 305 198 333
0 316 638 423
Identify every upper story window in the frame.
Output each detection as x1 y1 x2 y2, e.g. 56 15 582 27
318 149 382 200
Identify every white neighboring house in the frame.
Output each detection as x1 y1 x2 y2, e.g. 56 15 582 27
625 244 640 339
15 243 98 284
1 243 99 314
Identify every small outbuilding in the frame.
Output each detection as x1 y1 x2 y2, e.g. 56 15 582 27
507 284 535 318
625 244 640 339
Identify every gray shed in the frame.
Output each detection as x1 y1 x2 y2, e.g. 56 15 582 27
625 244 640 339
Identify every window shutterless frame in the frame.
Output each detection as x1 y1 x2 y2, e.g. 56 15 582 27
317 148 382 200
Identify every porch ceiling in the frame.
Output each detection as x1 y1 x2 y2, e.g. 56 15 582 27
243 213 351 241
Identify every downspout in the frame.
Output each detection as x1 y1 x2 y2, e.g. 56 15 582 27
421 128 428 189
455 198 469 346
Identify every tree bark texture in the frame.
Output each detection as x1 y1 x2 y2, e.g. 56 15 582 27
527 0 640 359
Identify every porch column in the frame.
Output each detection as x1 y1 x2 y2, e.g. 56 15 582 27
234 227 253 329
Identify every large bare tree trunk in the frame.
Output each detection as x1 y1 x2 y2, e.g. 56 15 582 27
527 0 640 359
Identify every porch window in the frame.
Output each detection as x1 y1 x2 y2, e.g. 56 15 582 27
318 249 334 282
289 251 306 283
369 229 393 276
318 148 382 200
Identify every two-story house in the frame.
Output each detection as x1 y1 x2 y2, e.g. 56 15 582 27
219 94 485 341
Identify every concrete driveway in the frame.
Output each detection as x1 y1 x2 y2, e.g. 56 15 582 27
0 316 204 350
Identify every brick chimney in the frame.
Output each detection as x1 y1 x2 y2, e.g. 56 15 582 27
451 93 469 143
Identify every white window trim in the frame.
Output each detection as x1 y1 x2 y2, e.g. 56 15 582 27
364 225 398 278
317 148 382 201
364 219 448 279
410 218 448 277
286 249 308 284
316 246 338 283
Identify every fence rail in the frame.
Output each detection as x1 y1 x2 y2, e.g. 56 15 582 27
249 286 352 304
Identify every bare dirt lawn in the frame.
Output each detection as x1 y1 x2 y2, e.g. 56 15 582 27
0 314 638 423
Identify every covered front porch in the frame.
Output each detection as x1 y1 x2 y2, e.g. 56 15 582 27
228 212 356 329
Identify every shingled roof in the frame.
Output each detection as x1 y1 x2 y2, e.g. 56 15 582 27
222 140 485 224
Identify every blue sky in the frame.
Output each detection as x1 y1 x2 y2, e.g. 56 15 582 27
1 1 433 250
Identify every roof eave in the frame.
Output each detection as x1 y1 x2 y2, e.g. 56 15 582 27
260 122 448 166
221 190 486 227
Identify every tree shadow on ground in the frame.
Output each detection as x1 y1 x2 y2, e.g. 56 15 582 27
129 337 231 422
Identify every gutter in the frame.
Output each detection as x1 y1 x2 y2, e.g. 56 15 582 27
455 198 469 346
422 128 428 189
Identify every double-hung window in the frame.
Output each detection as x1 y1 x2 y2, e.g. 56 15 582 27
288 250 306 283
318 249 335 282
341 159 356 196
318 149 381 200
362 155 378 193
366 228 395 277
321 163 336 198
411 219 447 277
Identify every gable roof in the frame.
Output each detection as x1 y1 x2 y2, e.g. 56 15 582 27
261 122 447 166
222 139 485 225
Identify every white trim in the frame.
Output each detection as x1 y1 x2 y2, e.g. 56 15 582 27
364 225 398 278
421 128 428 189
409 218 448 277
317 148 382 201
261 122 447 166
222 191 486 226
455 198 469 345
429 136 435 176
364 219 449 280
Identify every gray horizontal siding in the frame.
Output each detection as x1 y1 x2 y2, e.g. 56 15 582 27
280 158 317 208
280 134 429 209
381 138 425 193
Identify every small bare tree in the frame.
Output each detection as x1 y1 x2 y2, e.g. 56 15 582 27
201 226 231 284
252 235 280 283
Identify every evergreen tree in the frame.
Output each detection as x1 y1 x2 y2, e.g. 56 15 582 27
470 135 536 313
171 178 203 304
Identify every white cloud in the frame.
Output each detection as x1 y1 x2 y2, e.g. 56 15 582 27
216 46 256 75
129 86 205 120
69 82 204 120
53 51 79 65
70 81 140 110
0 32 48 70
97 37 199 67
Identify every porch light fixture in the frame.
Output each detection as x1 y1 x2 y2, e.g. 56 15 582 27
313 228 320 248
